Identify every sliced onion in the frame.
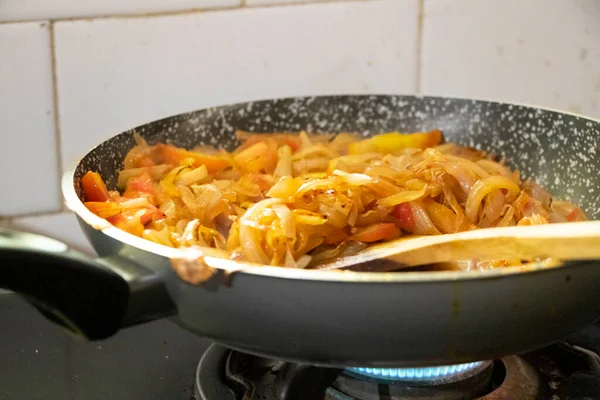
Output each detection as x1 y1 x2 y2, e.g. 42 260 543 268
476 159 512 179
293 158 330 174
411 201 441 235
292 144 338 161
176 165 208 186
239 198 282 264
465 176 521 223
273 204 296 240
181 219 200 246
482 189 504 223
377 185 427 208
442 162 477 194
133 130 149 146
296 255 312 269
273 144 293 178
444 155 490 178
118 164 172 188
142 228 173 247
495 205 516 227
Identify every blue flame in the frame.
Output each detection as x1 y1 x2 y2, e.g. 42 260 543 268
346 361 484 382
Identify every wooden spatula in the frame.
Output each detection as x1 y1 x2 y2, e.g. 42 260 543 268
317 220 600 271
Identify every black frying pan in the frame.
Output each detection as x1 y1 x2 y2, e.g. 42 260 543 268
1 95 599 368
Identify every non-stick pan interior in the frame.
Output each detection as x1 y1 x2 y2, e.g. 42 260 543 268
74 95 600 219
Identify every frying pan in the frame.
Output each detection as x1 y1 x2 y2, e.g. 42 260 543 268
1 95 599 368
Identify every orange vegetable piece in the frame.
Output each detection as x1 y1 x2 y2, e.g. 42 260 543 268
84 201 122 218
81 171 110 202
139 204 166 225
107 211 145 237
352 223 399 243
156 143 230 173
234 142 269 173
126 172 153 194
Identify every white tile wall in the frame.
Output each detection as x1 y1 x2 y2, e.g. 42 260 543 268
421 0 600 119
0 0 598 252
54 0 418 167
0 0 241 23
0 22 60 217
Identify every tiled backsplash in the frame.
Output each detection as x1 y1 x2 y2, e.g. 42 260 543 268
1 0 599 254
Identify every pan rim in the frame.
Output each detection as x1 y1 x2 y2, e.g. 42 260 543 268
62 94 599 283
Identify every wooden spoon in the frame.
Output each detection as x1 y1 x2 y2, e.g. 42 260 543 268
317 220 600 271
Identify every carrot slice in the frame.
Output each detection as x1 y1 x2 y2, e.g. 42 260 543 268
84 201 122 218
352 223 399 243
81 171 110 202
156 144 230 173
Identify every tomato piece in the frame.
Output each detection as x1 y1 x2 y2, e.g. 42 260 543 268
81 171 110 202
392 202 415 233
126 171 153 193
140 204 166 225
84 201 122 218
156 144 230 173
352 223 399 243
107 211 145 237
348 130 443 155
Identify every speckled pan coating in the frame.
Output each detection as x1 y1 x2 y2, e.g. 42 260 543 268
74 95 600 218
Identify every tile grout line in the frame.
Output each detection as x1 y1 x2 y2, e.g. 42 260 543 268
0 0 365 24
48 21 66 212
0 5 238 25
414 0 424 94
244 0 365 9
3 210 69 221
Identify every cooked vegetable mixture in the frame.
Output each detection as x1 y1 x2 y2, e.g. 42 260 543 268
82 130 587 269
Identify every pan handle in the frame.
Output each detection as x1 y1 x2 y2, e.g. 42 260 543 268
0 228 176 340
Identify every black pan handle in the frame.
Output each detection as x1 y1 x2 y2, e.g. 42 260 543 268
0 228 176 340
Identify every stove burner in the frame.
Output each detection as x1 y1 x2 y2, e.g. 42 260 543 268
332 360 495 400
346 361 489 384
194 341 600 400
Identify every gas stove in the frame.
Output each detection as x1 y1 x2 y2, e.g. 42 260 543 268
192 329 600 400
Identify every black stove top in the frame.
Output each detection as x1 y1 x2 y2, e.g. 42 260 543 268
2 293 600 400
